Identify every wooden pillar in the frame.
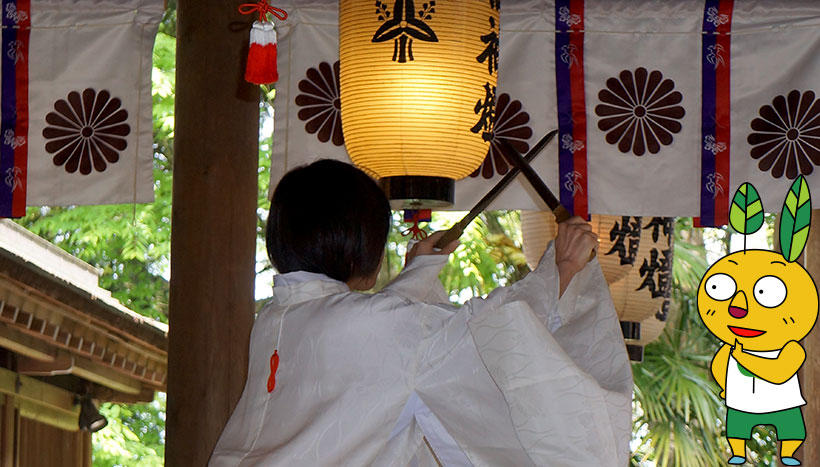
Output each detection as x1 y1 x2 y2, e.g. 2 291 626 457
167 2 258 465
1 395 18 467
81 430 91 467
799 210 820 465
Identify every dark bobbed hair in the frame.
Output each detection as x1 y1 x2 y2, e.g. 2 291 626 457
266 159 391 283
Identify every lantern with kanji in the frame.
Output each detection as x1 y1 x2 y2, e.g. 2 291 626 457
339 0 500 207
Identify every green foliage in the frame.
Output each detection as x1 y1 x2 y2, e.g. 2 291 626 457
631 218 724 466
729 182 764 236
669 235 706 293
632 219 780 466
93 394 166 467
780 175 811 262
439 211 529 300
249 84 276 296
632 285 726 466
372 210 529 301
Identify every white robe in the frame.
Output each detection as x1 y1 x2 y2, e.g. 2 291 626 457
210 244 633 466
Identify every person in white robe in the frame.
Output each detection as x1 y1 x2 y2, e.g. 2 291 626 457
210 160 633 466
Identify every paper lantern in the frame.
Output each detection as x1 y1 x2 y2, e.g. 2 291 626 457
637 311 668 347
339 0 500 207
610 217 673 324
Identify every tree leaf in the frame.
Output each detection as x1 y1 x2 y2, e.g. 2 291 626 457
780 175 812 262
729 182 764 235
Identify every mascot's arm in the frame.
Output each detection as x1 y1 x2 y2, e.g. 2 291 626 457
732 340 805 385
711 344 731 398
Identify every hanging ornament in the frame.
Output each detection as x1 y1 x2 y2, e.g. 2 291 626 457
239 2 288 85
402 209 431 240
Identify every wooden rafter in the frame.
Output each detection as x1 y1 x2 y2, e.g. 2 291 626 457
0 248 167 397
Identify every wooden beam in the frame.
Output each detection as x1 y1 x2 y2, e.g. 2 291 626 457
91 386 155 405
68 354 144 396
167 1 258 465
0 322 56 363
16 397 79 432
82 430 91 467
800 210 820 466
2 322 147 395
16 354 72 374
0 254 167 354
0 367 79 432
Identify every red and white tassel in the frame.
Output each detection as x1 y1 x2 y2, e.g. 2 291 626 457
246 21 279 85
238 2 287 85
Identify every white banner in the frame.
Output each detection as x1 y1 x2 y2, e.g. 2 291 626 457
1 0 163 216
730 3 820 219
270 0 820 218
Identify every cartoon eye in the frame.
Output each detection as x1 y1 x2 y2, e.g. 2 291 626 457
704 273 736 301
753 276 787 308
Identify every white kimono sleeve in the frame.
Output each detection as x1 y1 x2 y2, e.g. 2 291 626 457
408 243 633 466
381 254 451 304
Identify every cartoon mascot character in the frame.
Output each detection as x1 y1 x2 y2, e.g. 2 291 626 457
698 176 817 466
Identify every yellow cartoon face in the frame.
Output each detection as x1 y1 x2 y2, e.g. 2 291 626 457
697 249 819 351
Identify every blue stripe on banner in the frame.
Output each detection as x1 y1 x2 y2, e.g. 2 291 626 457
0 12 17 217
700 32 717 226
555 0 575 214
555 0 571 30
702 0 721 33
555 31 575 214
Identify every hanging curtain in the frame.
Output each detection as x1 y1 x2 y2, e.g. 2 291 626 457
270 0 820 222
0 0 163 218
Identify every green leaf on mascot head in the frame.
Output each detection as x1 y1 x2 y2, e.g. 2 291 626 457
780 175 812 262
729 182 764 235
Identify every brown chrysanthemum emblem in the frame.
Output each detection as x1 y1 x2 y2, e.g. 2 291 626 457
470 93 532 179
43 89 129 175
295 61 344 146
748 90 820 179
595 68 685 156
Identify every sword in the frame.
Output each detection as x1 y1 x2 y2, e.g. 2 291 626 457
434 130 560 249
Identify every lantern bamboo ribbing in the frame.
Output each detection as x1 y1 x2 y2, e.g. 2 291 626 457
340 0 499 207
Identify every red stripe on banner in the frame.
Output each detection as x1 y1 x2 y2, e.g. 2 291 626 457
570 0 584 29
717 0 733 34
568 33 588 219
12 0 30 217
713 0 733 225
569 0 588 219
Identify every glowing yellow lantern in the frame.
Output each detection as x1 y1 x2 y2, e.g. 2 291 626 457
340 0 500 207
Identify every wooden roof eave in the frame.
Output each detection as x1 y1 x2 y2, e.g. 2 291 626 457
0 249 167 353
